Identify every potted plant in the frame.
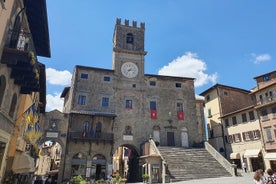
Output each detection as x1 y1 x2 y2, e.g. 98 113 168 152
72 175 89 184
142 174 150 183
111 173 127 184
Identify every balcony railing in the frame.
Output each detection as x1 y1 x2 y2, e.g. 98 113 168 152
69 131 114 143
256 95 276 107
0 28 43 93
1 47 40 94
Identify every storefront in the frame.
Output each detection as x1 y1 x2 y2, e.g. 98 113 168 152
243 149 264 172
264 152 276 171
230 152 241 168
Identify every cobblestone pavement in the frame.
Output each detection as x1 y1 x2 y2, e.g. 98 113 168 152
174 172 253 184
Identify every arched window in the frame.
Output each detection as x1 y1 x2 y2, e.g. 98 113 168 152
9 93 17 118
0 75 6 107
126 33 134 44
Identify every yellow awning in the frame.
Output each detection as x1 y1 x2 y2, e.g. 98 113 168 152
264 153 276 160
12 152 35 173
230 152 240 159
244 149 261 158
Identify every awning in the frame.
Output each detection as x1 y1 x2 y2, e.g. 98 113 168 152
12 152 35 174
244 149 261 158
230 152 240 159
264 153 276 160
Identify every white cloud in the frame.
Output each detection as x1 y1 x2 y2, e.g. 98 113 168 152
251 53 271 64
46 68 72 86
158 52 218 87
46 93 64 112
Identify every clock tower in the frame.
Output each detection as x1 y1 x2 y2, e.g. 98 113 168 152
112 18 147 79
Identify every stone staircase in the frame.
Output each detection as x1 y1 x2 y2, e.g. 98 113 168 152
158 146 232 182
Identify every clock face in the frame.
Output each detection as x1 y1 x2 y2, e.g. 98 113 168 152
121 62 138 78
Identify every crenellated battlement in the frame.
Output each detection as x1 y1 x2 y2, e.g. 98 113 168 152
116 18 145 29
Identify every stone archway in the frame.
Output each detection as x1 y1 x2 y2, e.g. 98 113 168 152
112 144 141 182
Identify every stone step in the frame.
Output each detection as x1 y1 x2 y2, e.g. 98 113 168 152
158 146 231 182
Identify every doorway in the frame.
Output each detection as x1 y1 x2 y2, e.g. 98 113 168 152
167 132 175 146
181 129 188 148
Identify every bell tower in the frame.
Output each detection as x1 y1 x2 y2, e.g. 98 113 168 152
112 18 147 79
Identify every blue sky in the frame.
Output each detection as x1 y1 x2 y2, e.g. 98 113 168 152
39 1 276 112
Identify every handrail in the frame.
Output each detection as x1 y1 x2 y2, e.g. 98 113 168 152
204 141 237 176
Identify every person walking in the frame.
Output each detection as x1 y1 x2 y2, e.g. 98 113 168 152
242 161 247 173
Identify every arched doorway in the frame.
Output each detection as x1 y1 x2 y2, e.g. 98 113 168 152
113 145 140 182
71 152 87 177
91 154 106 180
153 125 160 146
181 127 189 148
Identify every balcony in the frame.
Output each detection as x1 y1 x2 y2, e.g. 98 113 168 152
255 96 276 109
69 131 114 144
1 47 41 94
